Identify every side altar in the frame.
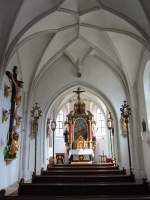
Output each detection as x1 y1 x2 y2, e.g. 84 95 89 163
64 88 96 163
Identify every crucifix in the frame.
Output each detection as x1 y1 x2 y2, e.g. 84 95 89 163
73 87 85 114
6 66 23 134
73 87 85 102
5 66 23 159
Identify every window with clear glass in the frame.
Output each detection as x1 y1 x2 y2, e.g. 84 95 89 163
56 110 64 137
143 61 150 131
94 108 107 137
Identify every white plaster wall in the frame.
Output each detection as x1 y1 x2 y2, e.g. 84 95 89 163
119 136 129 168
35 55 126 113
137 49 150 180
0 55 23 189
142 132 150 179
29 55 129 171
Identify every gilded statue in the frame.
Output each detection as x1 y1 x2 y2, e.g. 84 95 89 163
84 139 89 149
4 129 19 159
10 130 19 157
77 135 84 149
120 113 127 134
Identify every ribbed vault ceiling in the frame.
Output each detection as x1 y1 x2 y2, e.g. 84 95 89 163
1 0 150 91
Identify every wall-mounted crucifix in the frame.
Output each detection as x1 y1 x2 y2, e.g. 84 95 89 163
4 66 23 160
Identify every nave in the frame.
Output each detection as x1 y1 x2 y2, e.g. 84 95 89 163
1 163 150 200
1 1 150 200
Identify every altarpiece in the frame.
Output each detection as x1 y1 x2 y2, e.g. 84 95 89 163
64 88 96 163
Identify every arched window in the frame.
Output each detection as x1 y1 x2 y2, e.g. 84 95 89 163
94 108 107 137
56 110 64 137
143 61 150 131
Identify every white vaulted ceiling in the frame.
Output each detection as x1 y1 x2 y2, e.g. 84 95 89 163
1 0 150 91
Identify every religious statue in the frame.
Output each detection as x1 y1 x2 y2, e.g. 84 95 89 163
31 119 38 135
142 119 147 132
46 118 51 137
4 128 19 160
4 84 11 97
64 128 69 144
77 135 84 149
2 110 9 123
46 118 52 147
4 66 23 161
120 113 127 135
92 136 96 152
9 130 19 158
83 139 89 149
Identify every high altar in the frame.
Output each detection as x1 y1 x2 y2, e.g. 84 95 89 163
64 88 96 163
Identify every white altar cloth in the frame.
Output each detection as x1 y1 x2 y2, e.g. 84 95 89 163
69 149 94 158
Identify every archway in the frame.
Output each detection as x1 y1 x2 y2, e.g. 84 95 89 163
44 85 119 166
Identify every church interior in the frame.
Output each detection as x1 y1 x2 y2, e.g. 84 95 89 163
1 0 150 199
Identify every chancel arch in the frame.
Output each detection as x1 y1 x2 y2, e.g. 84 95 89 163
45 84 120 166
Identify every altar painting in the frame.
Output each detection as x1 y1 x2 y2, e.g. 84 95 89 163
74 118 88 140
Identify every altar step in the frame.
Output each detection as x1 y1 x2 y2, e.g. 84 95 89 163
54 163 115 167
17 182 150 196
1 193 150 200
32 174 134 183
47 166 119 170
48 164 118 170
1 165 150 200
42 169 126 175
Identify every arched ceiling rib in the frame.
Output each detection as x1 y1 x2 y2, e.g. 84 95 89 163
0 0 150 63
36 26 78 77
0 0 22 68
17 33 53 91
2 0 150 92
100 0 150 35
7 0 64 48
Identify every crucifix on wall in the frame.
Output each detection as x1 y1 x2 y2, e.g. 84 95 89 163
4 66 23 160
